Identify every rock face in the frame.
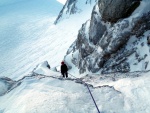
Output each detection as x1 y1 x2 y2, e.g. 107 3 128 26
98 0 141 23
64 0 150 74
89 5 107 45
132 12 150 37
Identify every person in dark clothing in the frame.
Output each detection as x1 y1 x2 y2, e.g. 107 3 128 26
61 61 68 78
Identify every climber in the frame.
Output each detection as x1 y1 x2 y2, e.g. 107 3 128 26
61 61 68 78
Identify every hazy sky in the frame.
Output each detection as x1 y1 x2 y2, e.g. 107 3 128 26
57 0 67 4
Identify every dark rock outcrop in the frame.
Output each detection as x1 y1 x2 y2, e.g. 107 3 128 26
77 21 94 58
54 0 95 24
0 77 16 96
89 5 107 45
98 0 141 23
132 12 150 37
99 20 131 55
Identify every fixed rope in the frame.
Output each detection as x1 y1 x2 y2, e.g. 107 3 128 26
32 72 100 113
68 73 101 113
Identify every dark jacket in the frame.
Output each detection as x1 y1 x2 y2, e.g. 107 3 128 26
61 64 68 73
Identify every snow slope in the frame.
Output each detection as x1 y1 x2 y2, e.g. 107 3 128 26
0 0 94 80
1 62 149 113
82 71 150 113
0 0 63 79
0 72 98 113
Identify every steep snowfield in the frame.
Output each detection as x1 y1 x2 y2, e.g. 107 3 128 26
0 0 94 80
0 0 62 79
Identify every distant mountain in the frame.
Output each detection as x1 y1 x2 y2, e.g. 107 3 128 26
54 0 96 24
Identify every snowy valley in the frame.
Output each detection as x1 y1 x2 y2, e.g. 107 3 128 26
0 0 150 113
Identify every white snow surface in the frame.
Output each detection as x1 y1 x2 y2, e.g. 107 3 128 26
0 62 150 113
0 0 150 113
0 0 94 80
127 31 150 71
57 0 67 4
55 0 96 24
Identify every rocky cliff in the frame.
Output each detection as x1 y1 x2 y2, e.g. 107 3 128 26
63 0 150 74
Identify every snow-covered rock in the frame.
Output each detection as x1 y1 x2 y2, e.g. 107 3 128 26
33 61 51 75
0 77 16 96
98 0 141 23
89 4 106 45
65 0 150 74
54 0 97 24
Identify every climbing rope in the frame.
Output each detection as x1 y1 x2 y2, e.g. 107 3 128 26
32 72 101 113
68 73 101 113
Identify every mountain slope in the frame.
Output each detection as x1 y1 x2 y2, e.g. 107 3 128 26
54 0 96 24
0 0 94 80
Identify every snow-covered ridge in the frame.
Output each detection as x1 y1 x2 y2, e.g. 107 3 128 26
54 0 97 24
0 61 150 113
0 77 16 96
